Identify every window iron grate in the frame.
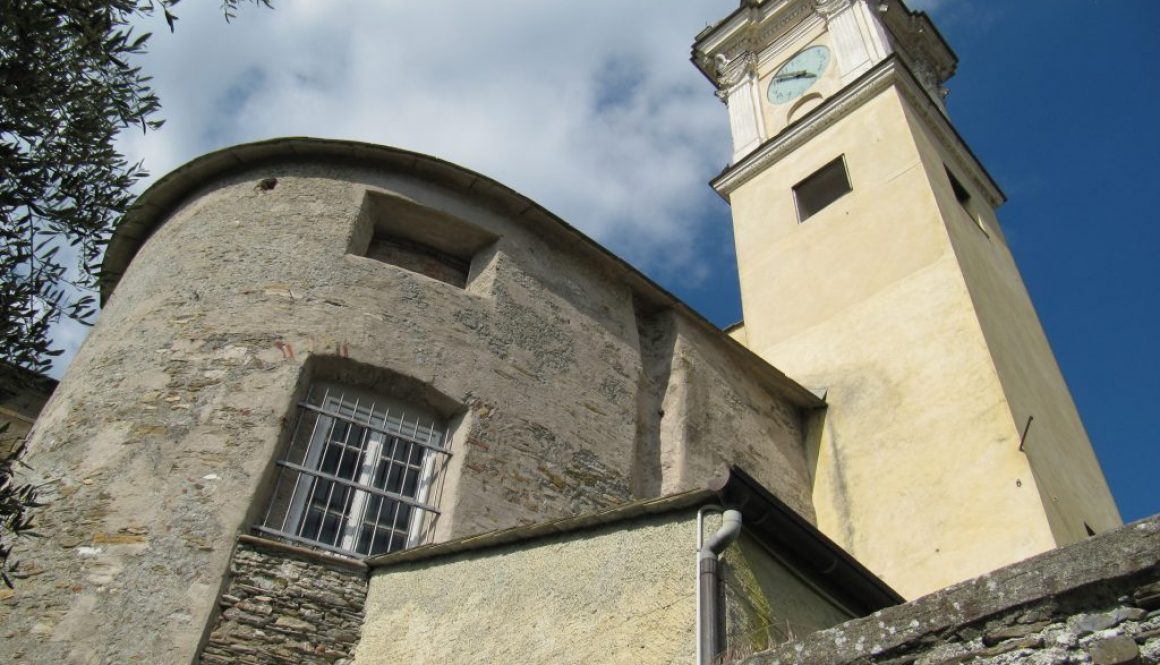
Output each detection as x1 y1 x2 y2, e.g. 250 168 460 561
259 384 448 558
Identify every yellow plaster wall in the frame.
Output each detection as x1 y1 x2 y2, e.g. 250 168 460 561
901 104 1122 543
722 532 856 656
726 322 747 345
358 510 862 665
728 88 1062 598
357 513 699 665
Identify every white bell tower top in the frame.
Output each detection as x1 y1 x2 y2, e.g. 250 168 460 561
692 0 956 164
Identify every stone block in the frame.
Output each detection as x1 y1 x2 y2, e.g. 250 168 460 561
978 634 1045 657
1088 636 1140 665
1134 588 1160 612
981 620 1050 646
1071 607 1147 636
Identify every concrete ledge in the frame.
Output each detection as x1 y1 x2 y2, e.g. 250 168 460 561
367 488 714 568
237 534 369 573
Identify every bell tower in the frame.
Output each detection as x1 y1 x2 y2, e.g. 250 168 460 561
694 0 1120 598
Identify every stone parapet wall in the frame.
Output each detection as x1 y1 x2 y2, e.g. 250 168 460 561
199 537 368 665
737 516 1160 665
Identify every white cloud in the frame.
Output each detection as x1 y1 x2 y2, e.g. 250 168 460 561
121 0 740 266
55 1 747 378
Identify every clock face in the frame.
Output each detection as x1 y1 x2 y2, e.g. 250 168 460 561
767 45 831 105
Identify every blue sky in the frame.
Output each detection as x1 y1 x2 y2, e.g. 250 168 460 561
934 1 1160 523
50 1 1157 523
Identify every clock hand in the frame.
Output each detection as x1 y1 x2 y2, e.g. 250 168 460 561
773 70 816 82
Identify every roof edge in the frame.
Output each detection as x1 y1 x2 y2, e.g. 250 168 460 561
366 487 715 568
367 465 902 615
103 137 825 410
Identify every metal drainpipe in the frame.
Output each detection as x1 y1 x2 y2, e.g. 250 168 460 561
696 507 743 665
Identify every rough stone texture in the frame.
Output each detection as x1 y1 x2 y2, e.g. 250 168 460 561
671 318 813 515
735 516 1160 665
1 143 820 663
199 538 367 665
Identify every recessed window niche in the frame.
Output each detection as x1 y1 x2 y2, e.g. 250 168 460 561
793 155 851 222
350 191 498 288
944 166 989 237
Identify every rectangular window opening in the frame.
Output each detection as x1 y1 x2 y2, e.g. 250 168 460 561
257 382 450 558
794 155 852 222
946 167 972 208
945 166 989 237
367 233 470 288
352 191 498 289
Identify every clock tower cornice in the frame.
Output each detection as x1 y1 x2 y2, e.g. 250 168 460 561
710 55 1005 209
693 0 957 98
692 0 817 89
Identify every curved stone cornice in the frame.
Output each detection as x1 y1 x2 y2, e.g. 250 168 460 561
692 0 817 88
101 139 591 302
813 0 852 20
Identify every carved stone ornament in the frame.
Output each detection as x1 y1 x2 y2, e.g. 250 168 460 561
754 1 820 56
714 53 732 74
813 0 853 20
716 52 759 88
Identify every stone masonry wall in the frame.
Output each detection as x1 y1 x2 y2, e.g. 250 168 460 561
1 143 818 663
199 537 368 665
737 515 1160 665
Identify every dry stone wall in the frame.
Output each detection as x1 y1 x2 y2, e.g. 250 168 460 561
199 537 367 665
737 516 1160 665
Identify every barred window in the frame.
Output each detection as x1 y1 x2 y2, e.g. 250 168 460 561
257 382 449 557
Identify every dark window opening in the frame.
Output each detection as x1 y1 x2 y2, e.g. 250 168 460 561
1084 522 1096 537
794 156 852 222
946 167 971 208
367 233 470 288
945 166 989 237
351 191 498 289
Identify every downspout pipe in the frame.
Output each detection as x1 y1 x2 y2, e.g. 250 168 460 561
697 508 743 665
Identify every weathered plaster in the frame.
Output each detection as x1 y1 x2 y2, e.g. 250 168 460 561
2 146 819 663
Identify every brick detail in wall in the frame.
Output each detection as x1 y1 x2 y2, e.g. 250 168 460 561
736 517 1160 665
199 538 368 665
